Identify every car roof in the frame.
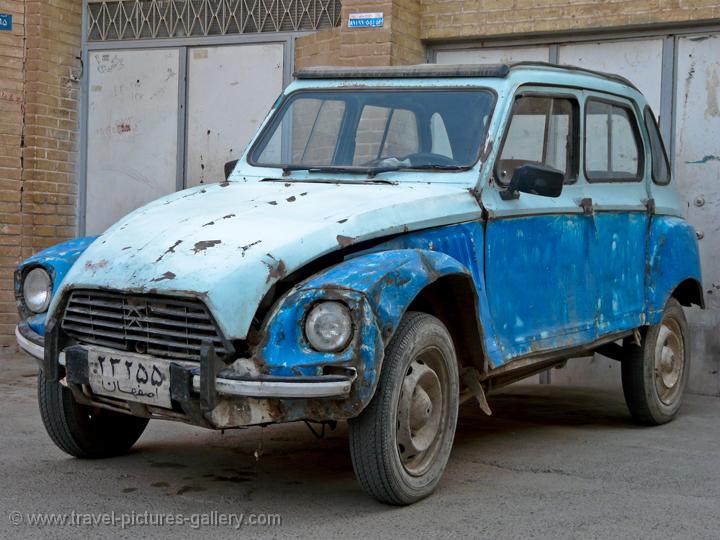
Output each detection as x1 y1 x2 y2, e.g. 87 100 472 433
295 62 640 94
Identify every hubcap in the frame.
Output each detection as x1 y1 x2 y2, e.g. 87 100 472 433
396 349 449 476
654 318 685 406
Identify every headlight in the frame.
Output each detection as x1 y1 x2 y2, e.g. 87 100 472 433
23 267 52 313
304 301 353 352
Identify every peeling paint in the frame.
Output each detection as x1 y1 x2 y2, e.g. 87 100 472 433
192 240 221 253
151 271 176 282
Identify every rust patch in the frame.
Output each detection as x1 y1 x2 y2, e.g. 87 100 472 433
239 240 262 257
262 254 287 283
336 235 356 248
116 122 131 133
151 271 176 282
192 240 221 253
155 240 182 263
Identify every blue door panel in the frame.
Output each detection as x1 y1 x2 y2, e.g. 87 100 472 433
484 214 596 360
591 212 648 334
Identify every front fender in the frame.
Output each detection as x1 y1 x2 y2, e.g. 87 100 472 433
256 248 473 418
15 237 97 335
646 216 703 323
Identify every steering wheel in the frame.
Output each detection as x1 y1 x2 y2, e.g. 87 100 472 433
361 152 460 167
400 152 460 167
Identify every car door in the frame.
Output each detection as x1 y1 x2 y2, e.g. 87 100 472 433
583 93 649 335
481 88 597 362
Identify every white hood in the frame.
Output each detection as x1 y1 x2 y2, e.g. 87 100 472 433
51 180 481 339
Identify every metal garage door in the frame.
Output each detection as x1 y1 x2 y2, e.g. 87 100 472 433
185 43 284 187
86 49 181 234
83 42 287 234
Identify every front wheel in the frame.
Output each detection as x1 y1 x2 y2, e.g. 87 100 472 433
349 312 459 505
621 297 690 425
38 370 149 458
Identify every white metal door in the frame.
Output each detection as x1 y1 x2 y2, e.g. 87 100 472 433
558 39 664 113
185 43 285 186
86 49 180 234
674 34 720 309
435 46 550 65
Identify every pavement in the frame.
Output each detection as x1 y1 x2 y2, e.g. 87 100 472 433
1 346 718 540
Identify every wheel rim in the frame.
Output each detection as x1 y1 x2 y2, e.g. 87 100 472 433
653 317 685 406
396 347 450 477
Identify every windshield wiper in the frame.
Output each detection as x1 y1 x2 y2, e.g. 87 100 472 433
366 164 466 177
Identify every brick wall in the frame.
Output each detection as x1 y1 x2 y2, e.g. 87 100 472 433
0 0 26 342
422 0 720 41
295 0 423 69
0 0 81 345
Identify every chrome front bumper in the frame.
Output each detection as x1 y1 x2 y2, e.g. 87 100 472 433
16 329 352 400
15 324 44 361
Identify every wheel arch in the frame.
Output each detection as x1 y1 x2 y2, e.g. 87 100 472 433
407 273 486 373
671 278 705 309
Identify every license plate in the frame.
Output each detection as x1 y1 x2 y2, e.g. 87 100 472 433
87 348 172 409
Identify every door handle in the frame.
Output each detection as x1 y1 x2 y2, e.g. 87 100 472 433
579 197 594 216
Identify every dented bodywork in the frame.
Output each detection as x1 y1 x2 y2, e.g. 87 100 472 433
14 64 704 431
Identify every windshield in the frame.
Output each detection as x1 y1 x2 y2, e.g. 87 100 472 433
249 89 495 174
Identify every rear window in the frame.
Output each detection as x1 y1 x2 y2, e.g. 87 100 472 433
585 99 643 182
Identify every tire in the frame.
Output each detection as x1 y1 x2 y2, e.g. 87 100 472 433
38 370 149 458
349 311 459 505
621 297 689 425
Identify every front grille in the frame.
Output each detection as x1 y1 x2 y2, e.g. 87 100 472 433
61 290 231 361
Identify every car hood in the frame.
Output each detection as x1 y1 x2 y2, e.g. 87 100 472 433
50 180 481 340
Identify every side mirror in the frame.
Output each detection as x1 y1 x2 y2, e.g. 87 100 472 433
500 164 564 200
224 159 239 180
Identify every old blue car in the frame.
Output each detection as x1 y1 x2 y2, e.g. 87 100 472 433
14 63 703 504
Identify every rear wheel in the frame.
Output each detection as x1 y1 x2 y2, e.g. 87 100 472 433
38 370 149 458
349 312 459 505
621 297 689 425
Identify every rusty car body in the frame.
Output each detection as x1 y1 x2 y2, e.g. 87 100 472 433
14 63 703 504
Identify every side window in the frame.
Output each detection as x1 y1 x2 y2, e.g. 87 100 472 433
497 95 577 185
585 99 643 182
644 107 671 185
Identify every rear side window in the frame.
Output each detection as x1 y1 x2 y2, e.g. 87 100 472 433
644 107 671 185
585 99 643 182
497 95 578 185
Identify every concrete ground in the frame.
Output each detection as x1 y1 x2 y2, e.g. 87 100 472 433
1 347 719 540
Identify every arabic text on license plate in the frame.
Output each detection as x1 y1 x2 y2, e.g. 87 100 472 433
87 349 172 408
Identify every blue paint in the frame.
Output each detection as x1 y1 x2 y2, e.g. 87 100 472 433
684 155 720 164
257 248 472 411
16 236 96 335
485 215 596 360
0 14 11 31
645 216 703 323
591 213 648 335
